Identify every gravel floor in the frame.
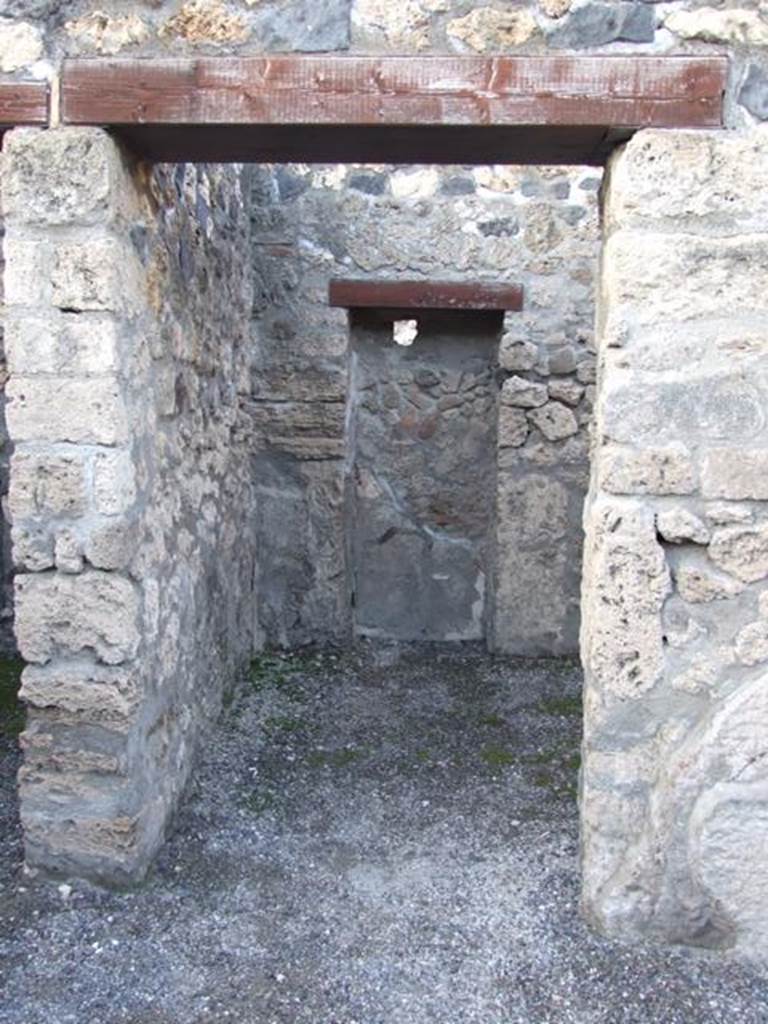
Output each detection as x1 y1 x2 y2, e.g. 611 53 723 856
1 643 767 1024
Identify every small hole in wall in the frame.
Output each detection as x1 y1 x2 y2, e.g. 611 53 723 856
393 319 419 347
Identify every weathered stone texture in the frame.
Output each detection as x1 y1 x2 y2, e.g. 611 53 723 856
249 161 599 653
582 125 768 963
4 128 256 882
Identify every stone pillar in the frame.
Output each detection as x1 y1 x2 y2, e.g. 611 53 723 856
3 128 256 882
581 126 768 961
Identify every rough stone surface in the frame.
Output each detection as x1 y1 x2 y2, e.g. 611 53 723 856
3 128 256 883
64 11 150 54
582 126 768 964
446 7 538 51
709 524 768 584
740 64 768 122
528 401 578 442
665 7 768 46
599 445 697 496
702 449 768 501
0 18 42 69
656 508 709 545
248 161 598 654
350 316 499 642
547 2 656 48
502 375 548 409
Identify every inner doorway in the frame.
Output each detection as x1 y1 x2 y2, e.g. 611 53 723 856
348 310 502 642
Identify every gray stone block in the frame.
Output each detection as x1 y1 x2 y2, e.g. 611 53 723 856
547 2 656 48
739 64 768 121
253 0 351 52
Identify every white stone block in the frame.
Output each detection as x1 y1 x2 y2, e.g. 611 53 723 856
92 449 138 516
5 313 121 377
8 450 89 519
15 570 140 665
6 376 129 446
2 127 132 227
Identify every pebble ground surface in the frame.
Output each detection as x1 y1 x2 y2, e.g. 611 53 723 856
1 644 768 1024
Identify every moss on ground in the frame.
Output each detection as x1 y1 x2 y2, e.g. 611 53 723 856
537 693 583 718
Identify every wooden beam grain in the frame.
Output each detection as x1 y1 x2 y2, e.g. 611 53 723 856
59 55 727 165
329 280 524 312
0 81 49 128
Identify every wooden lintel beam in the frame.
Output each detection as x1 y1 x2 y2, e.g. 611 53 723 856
0 81 49 129
59 55 726 165
329 280 524 312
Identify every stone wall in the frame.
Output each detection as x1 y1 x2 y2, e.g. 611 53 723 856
2 127 256 881
0 185 15 652
247 162 599 654
581 124 768 962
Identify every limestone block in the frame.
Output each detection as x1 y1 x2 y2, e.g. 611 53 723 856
539 0 571 18
6 377 129 446
601 232 768 342
665 7 768 46
5 313 121 377
494 546 577 656
734 620 768 666
351 0 431 50
501 376 548 409
548 345 578 375
706 502 754 526
390 168 439 200
51 239 144 315
55 529 84 574
599 444 697 496
15 570 140 665
581 500 670 697
8 450 88 519
92 449 137 516
12 524 54 572
657 509 710 545
84 519 137 571
0 20 42 71
159 0 248 43
605 128 768 233
447 7 537 51
675 561 745 604
2 128 131 228
702 449 768 501
709 524 768 584
20 662 140 731
527 401 579 442
3 235 51 307
64 12 149 54
576 359 597 385
548 379 584 407
498 472 570 547
691 782 768 960
602 374 763 447
498 407 529 448
499 340 538 373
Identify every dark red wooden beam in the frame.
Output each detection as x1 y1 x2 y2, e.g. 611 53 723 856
0 81 49 129
329 280 523 312
59 55 726 166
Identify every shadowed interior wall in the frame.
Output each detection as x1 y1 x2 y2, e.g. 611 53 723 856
349 312 501 642
248 162 599 654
